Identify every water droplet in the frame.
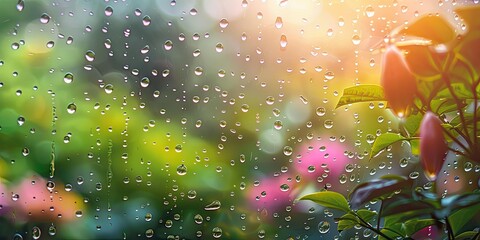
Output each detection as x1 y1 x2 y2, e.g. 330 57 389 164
365 6 375 17
194 214 203 224
241 104 249 112
352 35 361 45
318 221 330 233
164 40 173 50
204 200 221 211
142 15 151 26
16 0 24 11
215 43 224 53
17 116 25 126
48 225 56 236
316 107 326 116
105 84 114 94
11 42 20 50
40 13 51 24
145 229 154 238
212 227 223 238
400 158 409 168
105 6 113 16
280 183 290 192
464 162 473 172
85 50 95 62
323 119 333 129
280 35 288 48
67 103 76 114
283 146 293 156
13 233 23 240
275 17 283 29
219 18 229 29
176 164 187 175
274 120 283 130
140 77 150 88
64 73 74 84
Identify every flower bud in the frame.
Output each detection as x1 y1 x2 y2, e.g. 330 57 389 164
381 46 417 118
420 112 448 181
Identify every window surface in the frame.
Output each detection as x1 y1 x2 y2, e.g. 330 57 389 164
0 0 479 239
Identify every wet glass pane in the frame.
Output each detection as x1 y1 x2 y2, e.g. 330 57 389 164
0 0 479 239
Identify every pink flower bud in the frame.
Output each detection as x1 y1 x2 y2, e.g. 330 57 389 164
381 46 417 118
420 112 448 181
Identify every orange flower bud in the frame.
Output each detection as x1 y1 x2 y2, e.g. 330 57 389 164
420 112 448 181
381 46 417 118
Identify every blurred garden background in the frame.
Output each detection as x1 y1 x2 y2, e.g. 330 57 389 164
0 0 478 239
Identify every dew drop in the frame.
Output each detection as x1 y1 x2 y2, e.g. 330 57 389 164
318 221 330 233
279 183 290 192
104 6 113 16
283 146 293 156
164 40 173 51
215 43 224 53
212 227 223 238
204 200 221 211
67 103 77 114
219 18 229 29
275 17 283 29
85 50 95 62
142 15 151 26
40 13 51 24
104 84 114 94
16 0 24 11
280 35 288 48
176 164 187 175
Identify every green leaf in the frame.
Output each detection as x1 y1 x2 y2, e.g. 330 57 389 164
337 213 358 232
448 199 480 235
335 85 384 109
403 219 437 237
357 209 377 223
397 15 455 44
299 191 350 213
456 231 480 240
381 194 435 219
404 113 423 135
349 177 413 209
408 139 420 156
369 133 405 159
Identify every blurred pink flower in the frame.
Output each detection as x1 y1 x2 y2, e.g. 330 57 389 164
246 175 298 216
294 141 351 186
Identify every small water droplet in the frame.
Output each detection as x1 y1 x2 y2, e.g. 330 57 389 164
318 221 330 233
105 6 113 16
280 35 288 48
176 164 187 175
85 50 95 62
204 200 221 211
64 73 74 84
16 0 24 11
280 183 290 192
283 146 293 156
142 15 151 26
164 40 173 51
212 227 223 238
275 17 283 29
67 103 77 114
219 18 229 29
40 13 51 24
215 43 224 53
105 84 114 94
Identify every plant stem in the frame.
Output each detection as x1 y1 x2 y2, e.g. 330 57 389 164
445 217 455 240
377 201 384 231
472 82 478 155
442 73 474 148
352 211 394 240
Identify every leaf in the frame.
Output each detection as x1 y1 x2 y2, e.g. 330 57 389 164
335 85 385 109
357 209 377 223
456 231 480 240
408 139 420 156
349 177 413 209
299 191 350 213
404 113 423 135
448 197 480 235
397 44 442 79
403 219 437 237
381 194 435 219
397 15 455 44
369 133 405 159
337 213 358 232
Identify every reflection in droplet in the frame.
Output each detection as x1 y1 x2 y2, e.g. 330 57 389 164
67 103 77 114
40 13 51 24
219 18 229 29
318 221 330 233
204 200 221 211
280 35 288 48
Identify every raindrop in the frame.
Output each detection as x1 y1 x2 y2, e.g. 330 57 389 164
275 17 283 29
104 84 114 94
16 0 24 11
164 40 173 51
145 229 154 238
176 164 187 175
31 226 41 238
142 15 151 26
48 225 56 236
316 107 326 116
194 214 204 224
318 221 330 233
67 103 77 114
140 77 150 87
64 73 73 83
17 116 25 126
283 146 293 156
323 119 333 129
280 183 290 192
212 227 223 238
13 233 23 240
400 158 409 168
280 35 288 48
352 35 361 45
215 43 224 53
274 120 283 130
204 200 221 211
105 6 113 16
85 50 95 62
40 13 51 24
464 162 473 172
219 18 229 29
46 41 55 48
365 6 375 17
